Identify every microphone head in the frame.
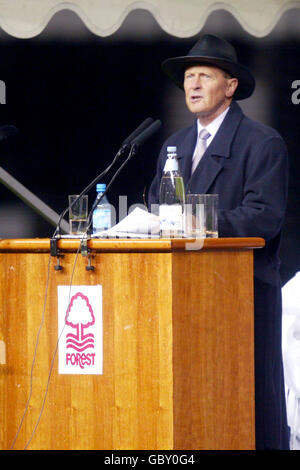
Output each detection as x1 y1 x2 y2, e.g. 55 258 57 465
131 119 162 148
122 117 154 147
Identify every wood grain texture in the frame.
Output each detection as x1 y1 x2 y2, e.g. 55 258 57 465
0 237 265 253
0 239 257 450
0 252 173 450
172 250 255 450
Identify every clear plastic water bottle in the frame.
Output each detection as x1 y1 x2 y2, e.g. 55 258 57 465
159 146 185 238
92 183 112 234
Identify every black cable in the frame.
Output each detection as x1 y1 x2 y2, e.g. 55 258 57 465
10 253 52 449
10 242 82 449
23 245 82 450
52 146 126 238
86 144 138 234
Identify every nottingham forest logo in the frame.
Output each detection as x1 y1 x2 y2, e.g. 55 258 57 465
58 285 103 375
65 292 96 368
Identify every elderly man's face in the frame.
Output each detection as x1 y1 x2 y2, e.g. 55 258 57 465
183 64 238 124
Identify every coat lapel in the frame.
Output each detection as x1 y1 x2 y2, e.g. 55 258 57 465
176 121 197 187
187 101 244 194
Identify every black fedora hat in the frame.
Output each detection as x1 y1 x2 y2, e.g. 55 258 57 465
162 34 255 100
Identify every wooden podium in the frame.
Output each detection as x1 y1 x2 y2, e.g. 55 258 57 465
0 237 264 450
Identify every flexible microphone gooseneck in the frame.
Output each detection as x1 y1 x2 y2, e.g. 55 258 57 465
130 119 162 149
52 118 156 238
121 117 154 150
86 119 162 233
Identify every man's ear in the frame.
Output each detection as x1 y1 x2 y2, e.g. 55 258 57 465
226 78 239 98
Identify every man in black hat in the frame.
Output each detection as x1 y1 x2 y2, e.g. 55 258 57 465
148 34 290 450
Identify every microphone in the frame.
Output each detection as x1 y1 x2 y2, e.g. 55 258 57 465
53 118 159 237
131 119 162 148
86 119 162 232
121 117 154 150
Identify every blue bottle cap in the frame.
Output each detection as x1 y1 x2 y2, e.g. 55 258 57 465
96 183 106 192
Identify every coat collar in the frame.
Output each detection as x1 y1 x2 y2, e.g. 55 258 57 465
176 123 197 183
183 101 244 194
204 100 244 158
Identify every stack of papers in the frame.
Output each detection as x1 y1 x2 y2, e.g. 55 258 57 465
92 207 160 239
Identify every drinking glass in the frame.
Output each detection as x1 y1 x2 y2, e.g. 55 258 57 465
68 195 88 235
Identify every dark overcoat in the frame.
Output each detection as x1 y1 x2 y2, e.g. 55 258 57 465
148 100 290 449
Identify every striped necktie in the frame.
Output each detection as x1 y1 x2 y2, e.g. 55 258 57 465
191 128 210 174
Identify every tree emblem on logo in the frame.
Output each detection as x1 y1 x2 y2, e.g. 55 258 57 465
65 292 95 351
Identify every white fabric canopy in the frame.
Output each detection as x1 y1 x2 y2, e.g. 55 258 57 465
0 0 299 39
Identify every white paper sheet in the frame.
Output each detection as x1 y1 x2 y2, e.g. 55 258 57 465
92 207 160 238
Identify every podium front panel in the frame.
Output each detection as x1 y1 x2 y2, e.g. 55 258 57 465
0 238 261 450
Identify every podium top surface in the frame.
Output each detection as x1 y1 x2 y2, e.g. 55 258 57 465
0 237 265 253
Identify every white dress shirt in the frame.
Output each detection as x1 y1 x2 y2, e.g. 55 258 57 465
193 106 230 158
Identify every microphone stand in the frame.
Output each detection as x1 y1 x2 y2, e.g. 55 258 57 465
86 119 162 234
53 117 155 238
52 145 127 239
85 144 138 233
50 118 161 268
50 145 128 268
